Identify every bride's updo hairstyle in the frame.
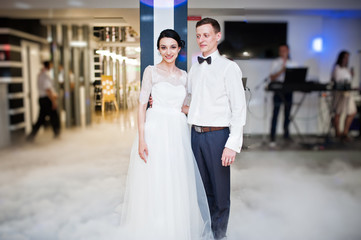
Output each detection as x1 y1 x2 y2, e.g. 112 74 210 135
157 29 185 49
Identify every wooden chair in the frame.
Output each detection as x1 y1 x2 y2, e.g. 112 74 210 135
101 75 119 115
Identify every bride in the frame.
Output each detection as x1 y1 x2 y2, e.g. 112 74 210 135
120 29 213 240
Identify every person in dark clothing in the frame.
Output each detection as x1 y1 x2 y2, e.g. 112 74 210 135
27 61 60 141
269 44 298 147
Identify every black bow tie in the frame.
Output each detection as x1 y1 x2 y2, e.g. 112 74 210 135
198 56 212 64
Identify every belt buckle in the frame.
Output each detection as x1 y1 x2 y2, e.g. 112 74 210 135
194 126 203 133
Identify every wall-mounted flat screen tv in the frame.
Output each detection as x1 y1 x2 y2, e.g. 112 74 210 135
218 21 288 59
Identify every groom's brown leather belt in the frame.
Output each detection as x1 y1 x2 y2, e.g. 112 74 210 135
193 125 227 133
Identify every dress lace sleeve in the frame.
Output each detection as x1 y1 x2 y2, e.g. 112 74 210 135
183 70 192 106
139 66 153 104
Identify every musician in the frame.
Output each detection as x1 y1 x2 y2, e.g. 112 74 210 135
332 50 356 141
269 44 298 147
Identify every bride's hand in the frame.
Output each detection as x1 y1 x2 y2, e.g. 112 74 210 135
138 140 148 163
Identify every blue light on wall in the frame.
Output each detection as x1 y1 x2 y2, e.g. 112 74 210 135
312 37 323 52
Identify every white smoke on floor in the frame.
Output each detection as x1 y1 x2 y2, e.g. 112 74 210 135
229 152 361 240
0 123 132 240
0 124 360 240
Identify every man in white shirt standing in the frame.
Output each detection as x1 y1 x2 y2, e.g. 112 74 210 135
185 18 246 240
27 61 60 141
269 44 297 147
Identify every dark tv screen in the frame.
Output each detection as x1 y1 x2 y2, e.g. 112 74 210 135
218 21 287 59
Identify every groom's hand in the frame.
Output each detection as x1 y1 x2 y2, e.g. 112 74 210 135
221 148 236 167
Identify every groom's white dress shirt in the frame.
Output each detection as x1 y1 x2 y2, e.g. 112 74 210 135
187 50 246 153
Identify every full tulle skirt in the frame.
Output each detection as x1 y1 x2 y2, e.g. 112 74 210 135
119 107 213 240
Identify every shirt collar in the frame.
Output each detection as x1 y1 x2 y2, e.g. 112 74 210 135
200 50 220 61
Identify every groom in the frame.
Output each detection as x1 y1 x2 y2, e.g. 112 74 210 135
186 18 246 239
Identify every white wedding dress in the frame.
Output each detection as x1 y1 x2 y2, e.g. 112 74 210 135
120 65 213 240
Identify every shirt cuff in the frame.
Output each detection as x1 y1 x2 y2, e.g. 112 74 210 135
225 136 241 153
225 127 244 154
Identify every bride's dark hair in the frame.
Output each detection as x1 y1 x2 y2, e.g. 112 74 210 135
157 29 185 49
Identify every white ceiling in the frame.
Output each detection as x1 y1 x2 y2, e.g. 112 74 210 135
1 0 361 10
0 0 360 35
0 8 140 34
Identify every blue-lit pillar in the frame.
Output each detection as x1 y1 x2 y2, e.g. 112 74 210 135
140 0 188 79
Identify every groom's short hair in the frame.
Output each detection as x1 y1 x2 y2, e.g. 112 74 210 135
196 18 221 33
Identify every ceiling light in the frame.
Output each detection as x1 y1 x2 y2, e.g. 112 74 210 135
96 49 110 55
70 41 87 47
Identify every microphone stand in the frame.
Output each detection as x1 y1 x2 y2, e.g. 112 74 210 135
255 77 269 91
246 77 270 150
256 77 270 145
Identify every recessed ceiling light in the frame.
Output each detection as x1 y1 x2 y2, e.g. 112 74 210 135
68 0 84 7
15 2 31 9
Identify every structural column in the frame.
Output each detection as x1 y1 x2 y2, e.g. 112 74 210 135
71 25 80 126
0 83 10 147
83 25 91 125
51 25 60 101
62 25 72 128
115 47 121 109
121 47 127 109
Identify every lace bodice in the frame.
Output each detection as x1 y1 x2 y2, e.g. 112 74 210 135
139 65 188 109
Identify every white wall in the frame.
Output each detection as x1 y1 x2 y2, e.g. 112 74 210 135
189 0 361 9
320 18 361 85
187 15 361 136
